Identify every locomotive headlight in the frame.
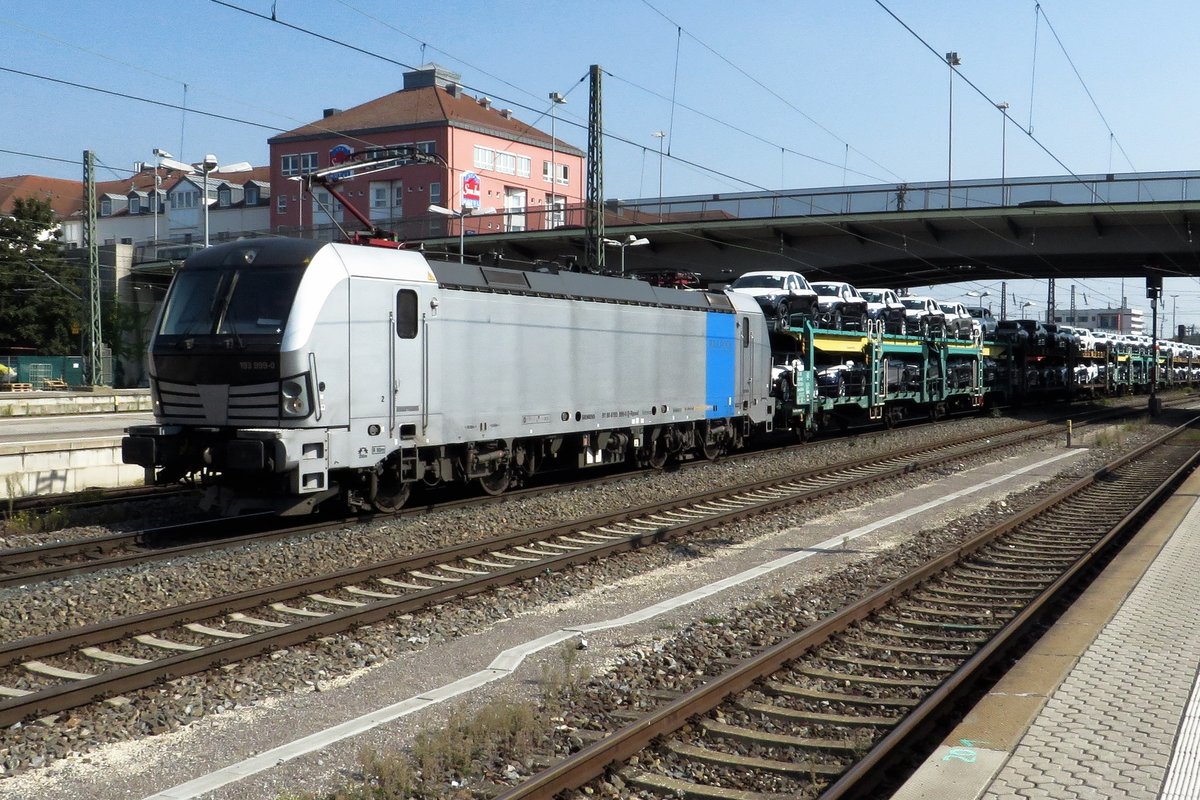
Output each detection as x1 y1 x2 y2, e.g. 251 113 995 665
280 375 312 418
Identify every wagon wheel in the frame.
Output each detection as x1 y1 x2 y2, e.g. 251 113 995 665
371 466 411 513
478 466 512 496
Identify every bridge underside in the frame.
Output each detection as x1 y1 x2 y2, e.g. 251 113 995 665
449 202 1200 289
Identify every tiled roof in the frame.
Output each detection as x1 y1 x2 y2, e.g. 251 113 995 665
0 175 86 218
271 85 584 156
1 167 271 220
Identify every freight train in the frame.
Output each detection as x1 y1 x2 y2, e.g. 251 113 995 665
122 238 1190 515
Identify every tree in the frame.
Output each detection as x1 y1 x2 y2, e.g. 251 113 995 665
0 197 83 353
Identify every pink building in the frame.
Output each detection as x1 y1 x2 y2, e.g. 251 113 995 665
268 65 585 241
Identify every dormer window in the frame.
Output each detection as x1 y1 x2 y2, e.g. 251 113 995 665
218 187 231 207
245 185 260 205
129 196 141 215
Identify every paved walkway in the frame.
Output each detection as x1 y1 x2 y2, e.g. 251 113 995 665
894 466 1200 799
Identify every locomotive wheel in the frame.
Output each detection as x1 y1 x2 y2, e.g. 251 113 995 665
700 433 724 461
371 472 411 513
478 467 512 496
647 431 669 469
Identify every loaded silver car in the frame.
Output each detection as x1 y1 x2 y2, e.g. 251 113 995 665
727 270 819 325
858 288 907 334
810 281 869 331
938 301 977 339
900 295 947 336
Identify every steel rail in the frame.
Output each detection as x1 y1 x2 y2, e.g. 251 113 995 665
0 410 1104 727
490 415 1200 800
0 395 1174 590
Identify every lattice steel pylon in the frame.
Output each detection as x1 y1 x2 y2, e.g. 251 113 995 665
82 150 102 385
585 64 604 273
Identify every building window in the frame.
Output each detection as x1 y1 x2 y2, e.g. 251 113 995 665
171 189 199 209
517 156 531 178
416 141 435 155
281 154 300 176
100 197 112 216
495 152 516 175
370 180 402 222
543 161 569 185
429 182 441 206
218 188 231 207
504 187 527 232
129 196 141 215
245 185 260 205
120 237 133 245
277 195 287 214
547 195 565 228
474 145 494 171
300 152 319 174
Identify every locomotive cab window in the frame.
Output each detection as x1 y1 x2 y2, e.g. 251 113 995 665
396 289 418 339
743 317 750 348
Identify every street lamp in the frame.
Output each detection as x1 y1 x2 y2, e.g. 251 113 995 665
995 102 1009 205
428 204 495 263
1021 299 1036 320
429 204 469 263
548 91 566 228
194 154 219 248
966 289 990 311
651 131 666 221
1172 294 1180 338
602 234 649 276
151 148 172 257
946 52 961 209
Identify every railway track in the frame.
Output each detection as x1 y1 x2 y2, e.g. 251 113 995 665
489 416 1200 800
0 399 1168 590
0 403 1169 730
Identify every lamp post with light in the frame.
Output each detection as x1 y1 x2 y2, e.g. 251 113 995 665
966 289 990 312
429 204 495 264
193 154 219 248
946 52 960 208
548 91 566 227
651 131 666 221
602 234 649 276
151 148 172 258
995 102 1009 205
429 204 469 263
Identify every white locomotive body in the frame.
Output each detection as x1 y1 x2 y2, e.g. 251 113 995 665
123 238 774 514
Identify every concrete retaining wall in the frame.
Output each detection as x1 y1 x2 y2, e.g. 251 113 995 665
0 390 152 418
0 438 146 500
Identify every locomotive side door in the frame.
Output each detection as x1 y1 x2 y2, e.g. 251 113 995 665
348 280 426 442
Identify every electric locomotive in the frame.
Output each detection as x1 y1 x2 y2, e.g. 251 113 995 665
122 238 775 515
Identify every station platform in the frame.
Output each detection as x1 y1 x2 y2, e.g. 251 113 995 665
893 462 1200 799
0 389 153 500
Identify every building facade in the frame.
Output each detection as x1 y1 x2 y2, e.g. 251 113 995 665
1054 306 1145 335
267 64 585 242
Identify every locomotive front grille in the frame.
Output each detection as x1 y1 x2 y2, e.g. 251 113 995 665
155 379 283 425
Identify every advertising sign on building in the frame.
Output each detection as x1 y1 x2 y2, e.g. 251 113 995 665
327 144 354 182
461 172 481 209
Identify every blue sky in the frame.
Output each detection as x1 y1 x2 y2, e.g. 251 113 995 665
3 0 1199 327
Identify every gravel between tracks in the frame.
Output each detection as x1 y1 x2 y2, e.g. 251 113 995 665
0 406 1177 794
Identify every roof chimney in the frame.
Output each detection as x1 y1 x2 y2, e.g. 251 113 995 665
447 82 463 99
499 108 513 119
323 107 343 118
478 96 491 109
